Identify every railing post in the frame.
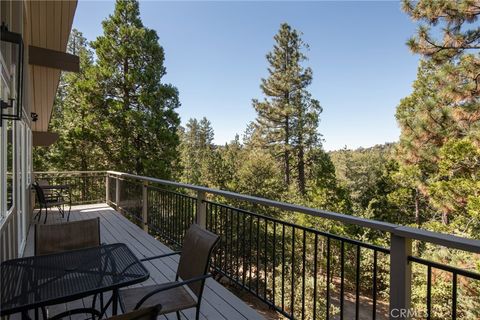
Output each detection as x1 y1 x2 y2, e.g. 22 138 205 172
389 233 412 319
142 181 148 232
105 174 110 203
196 190 206 228
115 176 121 209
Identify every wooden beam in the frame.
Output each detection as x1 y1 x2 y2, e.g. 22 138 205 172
28 45 79 72
32 131 59 146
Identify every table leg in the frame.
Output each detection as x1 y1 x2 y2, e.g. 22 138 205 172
112 289 119 316
67 187 72 221
21 310 32 320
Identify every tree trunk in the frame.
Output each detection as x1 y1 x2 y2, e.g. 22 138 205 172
297 146 305 195
442 212 449 225
414 189 420 226
284 116 290 186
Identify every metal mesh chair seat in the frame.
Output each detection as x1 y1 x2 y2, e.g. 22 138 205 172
119 224 219 320
119 283 196 315
42 199 67 207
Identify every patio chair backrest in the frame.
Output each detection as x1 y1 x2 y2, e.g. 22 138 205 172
33 182 47 205
176 224 220 297
38 180 50 186
35 218 101 255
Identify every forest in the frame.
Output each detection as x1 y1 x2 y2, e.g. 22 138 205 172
34 0 479 319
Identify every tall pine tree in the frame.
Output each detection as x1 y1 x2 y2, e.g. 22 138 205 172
34 30 103 171
253 23 322 195
398 0 480 226
90 0 180 178
178 117 215 186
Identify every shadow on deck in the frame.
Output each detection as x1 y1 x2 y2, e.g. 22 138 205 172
24 203 265 320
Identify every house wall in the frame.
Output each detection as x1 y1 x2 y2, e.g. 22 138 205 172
1 0 33 262
0 0 78 261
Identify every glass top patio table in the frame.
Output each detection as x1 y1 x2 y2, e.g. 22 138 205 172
1 243 149 317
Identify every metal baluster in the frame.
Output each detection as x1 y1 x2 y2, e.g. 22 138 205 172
373 250 377 320
340 241 345 320
326 237 331 320
236 210 240 283
273 221 277 306
256 216 260 295
427 265 431 320
452 273 457 320
291 227 296 318
264 219 268 301
230 208 234 278
242 212 247 286
313 233 318 320
282 224 285 312
355 245 360 320
301 230 306 320
249 214 253 289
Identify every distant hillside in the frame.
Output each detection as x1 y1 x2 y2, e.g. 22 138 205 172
328 142 397 186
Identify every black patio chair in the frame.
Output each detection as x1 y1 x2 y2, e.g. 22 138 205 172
35 218 105 320
33 181 68 224
37 179 62 201
119 224 220 320
34 218 101 255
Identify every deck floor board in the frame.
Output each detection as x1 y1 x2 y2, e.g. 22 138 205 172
23 203 263 320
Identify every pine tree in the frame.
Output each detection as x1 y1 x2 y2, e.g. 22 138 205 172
403 0 480 138
399 0 480 225
90 0 180 178
253 23 322 195
35 30 103 171
178 117 215 186
403 0 480 62
396 61 454 165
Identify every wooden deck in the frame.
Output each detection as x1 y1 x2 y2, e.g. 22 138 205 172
23 203 264 320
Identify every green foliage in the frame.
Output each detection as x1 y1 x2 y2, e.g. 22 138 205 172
398 0 480 229
396 3 480 317
33 30 105 172
35 3 480 317
329 144 413 223
253 23 322 194
178 118 215 186
34 0 180 179
307 149 352 214
236 149 284 199
403 0 480 62
90 0 180 178
428 138 480 230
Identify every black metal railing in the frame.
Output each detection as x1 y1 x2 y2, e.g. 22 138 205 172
117 177 143 225
408 256 480 320
147 185 196 249
108 175 117 206
205 200 391 319
41 171 480 320
34 171 106 205
107 176 197 249
105 171 480 320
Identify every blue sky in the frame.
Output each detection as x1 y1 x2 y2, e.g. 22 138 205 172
74 1 421 151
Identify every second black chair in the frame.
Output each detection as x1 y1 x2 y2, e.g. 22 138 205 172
119 224 220 320
32 182 68 224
